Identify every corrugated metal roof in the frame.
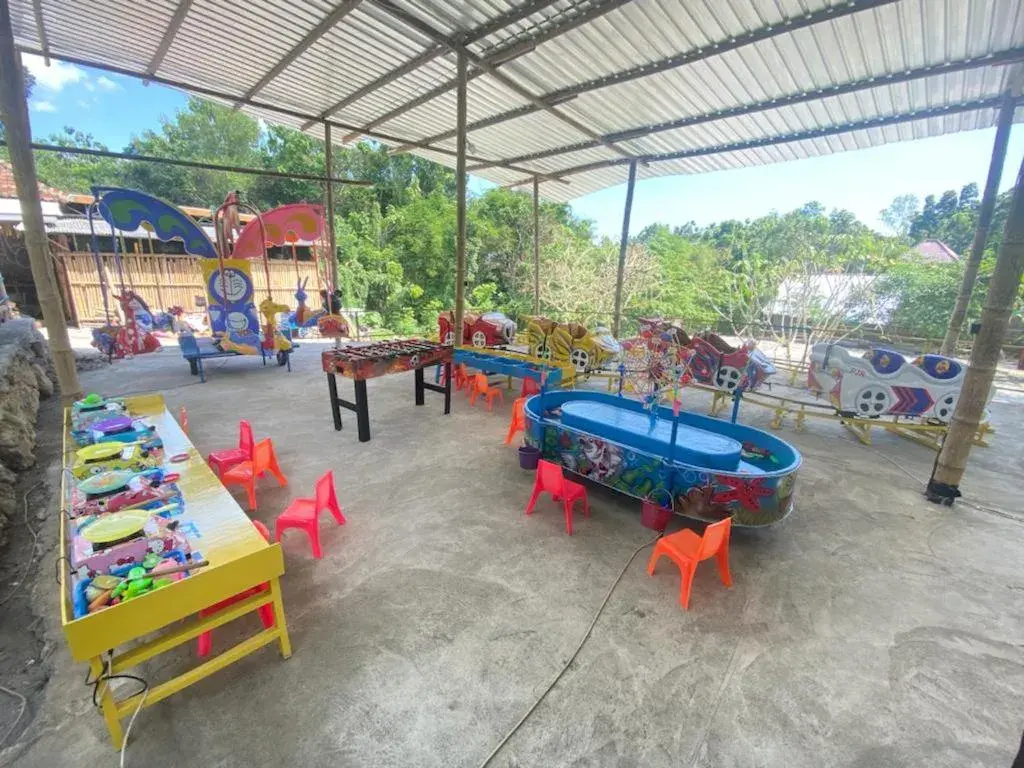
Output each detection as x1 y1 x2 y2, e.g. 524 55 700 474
10 0 1024 201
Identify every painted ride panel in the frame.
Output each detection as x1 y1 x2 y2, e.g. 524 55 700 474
454 348 565 387
524 389 801 527
807 343 987 421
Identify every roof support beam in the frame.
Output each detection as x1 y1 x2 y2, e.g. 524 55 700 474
471 47 1024 171
146 0 195 76
235 0 362 106
365 0 632 158
14 46 563 183
412 0 901 152
548 97 1018 180
337 0 633 141
30 0 49 64
300 46 446 131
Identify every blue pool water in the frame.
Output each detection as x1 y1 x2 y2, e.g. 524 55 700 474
559 400 743 471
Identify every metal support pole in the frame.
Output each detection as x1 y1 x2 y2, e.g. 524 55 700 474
453 52 468 346
324 123 340 294
612 160 638 338
0 4 82 403
928 154 1024 504
532 175 540 314
940 93 1017 356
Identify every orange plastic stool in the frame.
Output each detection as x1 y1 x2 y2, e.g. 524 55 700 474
208 419 254 479
196 520 275 657
179 405 189 436
525 459 589 535
647 517 733 610
222 438 288 511
505 397 528 444
521 378 541 397
275 470 346 559
454 363 469 391
470 373 505 411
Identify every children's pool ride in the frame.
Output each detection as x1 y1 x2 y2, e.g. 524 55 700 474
807 343 987 422
524 389 801 527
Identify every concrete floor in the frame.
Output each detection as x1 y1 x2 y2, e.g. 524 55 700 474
4 341 1024 767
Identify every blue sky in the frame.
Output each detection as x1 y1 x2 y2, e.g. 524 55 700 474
22 53 1024 238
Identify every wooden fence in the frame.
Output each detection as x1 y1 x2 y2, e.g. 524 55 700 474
59 251 322 325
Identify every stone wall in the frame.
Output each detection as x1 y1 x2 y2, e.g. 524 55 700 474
0 319 54 549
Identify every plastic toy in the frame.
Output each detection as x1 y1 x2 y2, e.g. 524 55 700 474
70 507 189 576
525 459 590 535
70 442 161 479
525 316 621 373
438 310 516 347
807 343 988 422
524 389 801 527
274 470 346 559
647 517 733 610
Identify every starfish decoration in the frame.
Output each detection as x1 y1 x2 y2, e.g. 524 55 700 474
711 474 775 512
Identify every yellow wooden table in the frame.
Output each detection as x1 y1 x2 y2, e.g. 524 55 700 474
60 394 291 749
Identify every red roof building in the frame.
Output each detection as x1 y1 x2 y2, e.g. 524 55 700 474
913 239 961 263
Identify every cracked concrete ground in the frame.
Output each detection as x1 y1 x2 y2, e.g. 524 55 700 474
2 340 1023 768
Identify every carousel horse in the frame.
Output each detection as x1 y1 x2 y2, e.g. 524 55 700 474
260 296 293 355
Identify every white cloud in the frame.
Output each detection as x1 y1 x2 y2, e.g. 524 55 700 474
31 100 57 113
96 76 121 91
84 81 95 92
20 53 83 92
76 99 91 109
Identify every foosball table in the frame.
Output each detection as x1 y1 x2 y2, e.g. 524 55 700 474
321 339 453 442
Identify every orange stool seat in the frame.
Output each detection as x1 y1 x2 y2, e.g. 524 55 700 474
647 517 733 610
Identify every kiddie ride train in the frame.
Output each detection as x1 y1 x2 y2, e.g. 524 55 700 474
525 316 623 374
438 310 517 347
622 318 776 394
807 343 989 423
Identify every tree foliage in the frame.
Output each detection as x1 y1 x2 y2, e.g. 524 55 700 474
21 95 1022 339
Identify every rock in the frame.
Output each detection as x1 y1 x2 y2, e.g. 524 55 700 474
0 320 54 548
30 363 54 398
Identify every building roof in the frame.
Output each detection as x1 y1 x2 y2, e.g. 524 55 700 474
18 216 317 247
913 239 961 263
9 1 1024 203
0 159 67 202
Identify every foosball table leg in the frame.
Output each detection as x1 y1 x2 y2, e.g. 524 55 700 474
415 366 425 406
444 362 452 414
327 374 343 431
354 379 371 442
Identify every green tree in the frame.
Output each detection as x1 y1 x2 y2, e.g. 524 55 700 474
32 127 122 192
880 194 919 237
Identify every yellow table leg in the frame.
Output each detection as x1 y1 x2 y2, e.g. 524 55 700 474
795 406 807 433
771 406 786 429
90 656 124 749
269 577 292 659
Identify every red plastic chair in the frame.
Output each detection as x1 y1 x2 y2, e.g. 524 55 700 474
222 438 288 511
208 419 254 479
505 397 528 444
196 520 275 657
521 378 541 397
647 517 733 610
274 470 346 559
470 373 504 411
525 459 589 535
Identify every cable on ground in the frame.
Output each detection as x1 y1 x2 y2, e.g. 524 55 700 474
477 535 659 768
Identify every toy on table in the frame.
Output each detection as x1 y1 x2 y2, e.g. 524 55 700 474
70 441 162 479
70 505 191 578
69 471 182 519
